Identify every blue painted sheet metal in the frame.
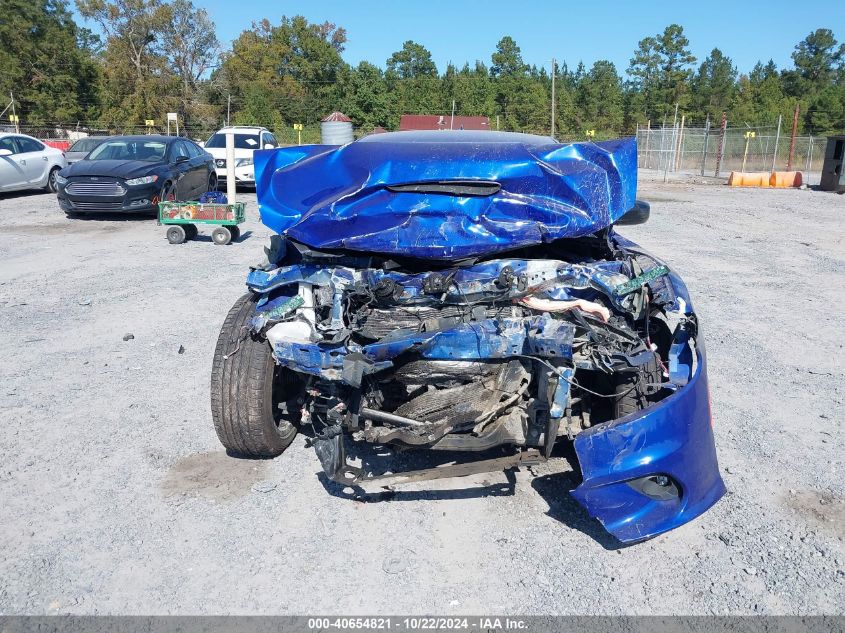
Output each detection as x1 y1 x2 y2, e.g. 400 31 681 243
253 131 637 260
571 340 725 543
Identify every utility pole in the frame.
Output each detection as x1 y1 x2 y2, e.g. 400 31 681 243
771 114 782 172
550 57 556 138
787 104 799 171
450 99 456 130
227 94 231 127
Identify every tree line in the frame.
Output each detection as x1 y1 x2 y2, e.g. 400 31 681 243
2 0 844 141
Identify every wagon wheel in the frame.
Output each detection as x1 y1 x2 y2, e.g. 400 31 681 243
166 225 186 244
212 226 232 245
183 224 198 240
228 225 241 242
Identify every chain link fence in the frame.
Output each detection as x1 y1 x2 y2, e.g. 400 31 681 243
637 122 825 184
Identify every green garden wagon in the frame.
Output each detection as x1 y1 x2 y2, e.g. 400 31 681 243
158 199 246 245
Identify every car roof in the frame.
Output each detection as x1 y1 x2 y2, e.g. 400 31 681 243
212 126 269 134
0 132 43 141
97 135 178 143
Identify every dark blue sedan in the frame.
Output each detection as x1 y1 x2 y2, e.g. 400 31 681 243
56 135 216 215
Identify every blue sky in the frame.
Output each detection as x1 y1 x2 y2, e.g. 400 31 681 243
75 0 845 76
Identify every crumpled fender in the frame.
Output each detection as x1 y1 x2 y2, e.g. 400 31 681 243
571 337 725 543
253 132 637 260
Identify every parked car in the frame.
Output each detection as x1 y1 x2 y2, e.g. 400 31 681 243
56 135 216 215
0 133 67 193
204 126 277 187
64 136 112 165
209 131 725 544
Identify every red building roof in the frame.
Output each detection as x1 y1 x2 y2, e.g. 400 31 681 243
399 115 490 131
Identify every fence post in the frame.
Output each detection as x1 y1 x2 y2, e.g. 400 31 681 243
700 115 710 176
675 115 685 171
771 114 782 172
805 136 814 183
715 112 727 178
787 104 799 170
643 120 651 169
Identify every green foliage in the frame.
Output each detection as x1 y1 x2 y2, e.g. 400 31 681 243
576 61 624 134
386 41 438 79
4 11 844 139
0 0 100 124
691 49 737 123
628 25 696 122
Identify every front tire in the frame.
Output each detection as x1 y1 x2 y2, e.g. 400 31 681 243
45 167 61 193
211 294 299 457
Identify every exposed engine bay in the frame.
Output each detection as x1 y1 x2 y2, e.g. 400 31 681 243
245 227 698 486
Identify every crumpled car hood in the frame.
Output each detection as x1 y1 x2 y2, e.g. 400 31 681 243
254 131 637 260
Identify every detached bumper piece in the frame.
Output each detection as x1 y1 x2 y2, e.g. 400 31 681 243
572 349 725 543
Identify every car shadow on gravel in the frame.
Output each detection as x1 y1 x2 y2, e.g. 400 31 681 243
0 190 51 200
315 441 518 502
68 211 156 222
529 444 628 550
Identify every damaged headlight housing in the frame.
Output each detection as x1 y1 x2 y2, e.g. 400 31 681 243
125 175 158 186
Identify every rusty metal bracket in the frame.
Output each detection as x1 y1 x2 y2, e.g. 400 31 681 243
353 449 545 488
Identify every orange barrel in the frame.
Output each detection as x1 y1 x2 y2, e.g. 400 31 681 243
769 171 803 187
728 172 771 187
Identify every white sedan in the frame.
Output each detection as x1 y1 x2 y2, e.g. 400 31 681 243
0 133 67 193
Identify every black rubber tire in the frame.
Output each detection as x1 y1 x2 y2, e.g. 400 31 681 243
228 225 241 242
159 181 176 203
183 224 198 240
166 225 186 244
208 172 218 192
210 293 298 457
45 167 61 193
212 226 232 245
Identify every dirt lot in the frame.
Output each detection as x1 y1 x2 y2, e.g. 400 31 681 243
1 177 843 615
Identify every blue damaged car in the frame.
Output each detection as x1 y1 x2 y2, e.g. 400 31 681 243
210 131 725 543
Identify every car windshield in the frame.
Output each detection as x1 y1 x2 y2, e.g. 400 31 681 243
69 138 105 153
87 140 167 162
205 133 260 150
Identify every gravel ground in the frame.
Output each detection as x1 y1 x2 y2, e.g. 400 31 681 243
0 177 843 615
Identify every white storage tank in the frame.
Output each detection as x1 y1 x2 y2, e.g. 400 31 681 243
321 112 354 145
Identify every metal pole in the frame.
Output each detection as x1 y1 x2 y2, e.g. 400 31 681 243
225 131 236 204
550 58 556 137
496 115 499 131
787 104 799 170
10 91 18 133
450 99 455 130
805 136 813 181
227 94 231 127
700 115 711 176
664 108 678 184
675 114 685 171
715 112 727 178
741 134 751 172
643 120 651 170
771 114 782 172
